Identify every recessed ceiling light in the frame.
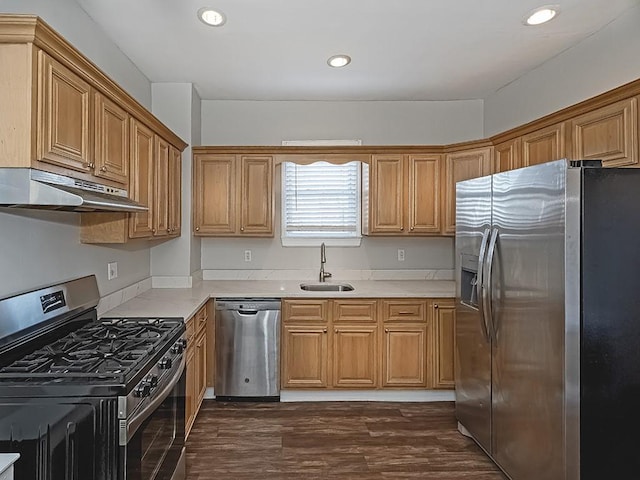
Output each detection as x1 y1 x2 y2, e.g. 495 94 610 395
524 6 559 26
327 55 351 68
198 7 226 27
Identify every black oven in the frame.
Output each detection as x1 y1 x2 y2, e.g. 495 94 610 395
120 356 186 480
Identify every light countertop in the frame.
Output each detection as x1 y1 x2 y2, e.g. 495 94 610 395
101 279 455 321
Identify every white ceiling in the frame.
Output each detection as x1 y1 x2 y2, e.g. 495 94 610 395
75 0 639 101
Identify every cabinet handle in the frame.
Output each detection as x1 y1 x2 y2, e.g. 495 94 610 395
100 166 107 172
398 311 413 315
88 162 95 168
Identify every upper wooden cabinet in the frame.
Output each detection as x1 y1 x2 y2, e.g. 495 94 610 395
38 51 93 174
569 98 638 167
129 119 155 239
168 146 182 236
363 153 441 235
522 123 566 167
94 93 129 184
443 147 492 235
494 138 522 173
193 153 274 236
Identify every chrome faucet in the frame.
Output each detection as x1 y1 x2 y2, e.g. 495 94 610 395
319 242 332 282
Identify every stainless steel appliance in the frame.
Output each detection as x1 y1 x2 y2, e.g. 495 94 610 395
455 159 640 479
0 275 186 480
215 298 280 400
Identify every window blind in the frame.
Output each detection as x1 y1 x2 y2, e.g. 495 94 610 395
282 161 360 238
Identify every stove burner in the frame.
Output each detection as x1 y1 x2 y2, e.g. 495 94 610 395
0 317 183 383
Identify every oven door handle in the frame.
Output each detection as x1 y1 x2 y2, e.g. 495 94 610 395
121 355 185 446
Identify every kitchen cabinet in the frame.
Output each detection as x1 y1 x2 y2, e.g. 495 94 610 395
569 98 638 167
186 303 208 438
494 138 522 173
433 299 456 389
153 136 170 236
129 119 155 238
363 154 441 235
168 146 182 236
282 298 455 391
381 300 429 387
193 153 274 236
332 300 378 388
94 92 129 184
443 147 492 234
522 122 566 167
282 299 329 388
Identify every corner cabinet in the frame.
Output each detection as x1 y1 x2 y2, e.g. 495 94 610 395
192 153 274 236
443 147 492 235
363 154 441 235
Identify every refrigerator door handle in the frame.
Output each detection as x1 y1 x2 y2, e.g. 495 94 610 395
477 228 491 342
484 227 499 341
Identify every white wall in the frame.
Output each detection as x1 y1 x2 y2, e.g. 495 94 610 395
149 83 201 283
199 99 482 274
201 100 484 145
0 0 153 298
484 3 640 136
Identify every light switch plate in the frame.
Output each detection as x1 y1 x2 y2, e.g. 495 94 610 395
244 250 252 262
107 262 118 280
397 249 405 262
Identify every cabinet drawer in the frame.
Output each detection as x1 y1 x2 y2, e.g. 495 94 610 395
381 300 427 322
185 316 195 344
283 300 328 323
333 300 377 323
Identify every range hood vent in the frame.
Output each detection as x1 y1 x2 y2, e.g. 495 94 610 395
0 169 148 213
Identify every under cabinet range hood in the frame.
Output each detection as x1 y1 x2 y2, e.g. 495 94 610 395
0 168 148 212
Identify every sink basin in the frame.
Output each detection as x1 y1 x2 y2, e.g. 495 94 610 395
300 283 354 292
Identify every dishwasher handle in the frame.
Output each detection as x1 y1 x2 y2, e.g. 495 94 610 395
238 309 259 315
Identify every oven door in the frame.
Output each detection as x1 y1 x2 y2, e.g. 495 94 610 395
121 361 186 480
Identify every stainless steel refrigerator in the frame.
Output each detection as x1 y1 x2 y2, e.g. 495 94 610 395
455 159 640 480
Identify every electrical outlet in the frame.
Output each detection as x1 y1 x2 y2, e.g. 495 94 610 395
244 250 252 262
397 249 405 262
107 262 118 280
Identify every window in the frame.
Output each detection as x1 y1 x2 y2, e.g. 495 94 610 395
281 161 361 246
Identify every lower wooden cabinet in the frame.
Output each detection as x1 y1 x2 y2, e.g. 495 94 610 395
433 299 456 389
383 324 428 387
333 326 378 387
282 325 329 388
282 298 455 391
185 303 208 438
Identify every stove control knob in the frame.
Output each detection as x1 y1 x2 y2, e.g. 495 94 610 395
134 383 151 398
146 374 159 388
171 339 187 354
159 357 173 369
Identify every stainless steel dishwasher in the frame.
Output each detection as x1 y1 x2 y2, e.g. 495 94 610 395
214 298 281 400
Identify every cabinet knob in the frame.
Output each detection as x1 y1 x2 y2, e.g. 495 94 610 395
100 166 107 172
195 227 200 231
434 304 439 309
152 228 156 234
323 328 327 333
240 227 245 232
335 329 338 333
410 226 414 231
385 328 389 333
89 162 95 168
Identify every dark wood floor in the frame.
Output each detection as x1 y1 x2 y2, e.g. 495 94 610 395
185 400 506 479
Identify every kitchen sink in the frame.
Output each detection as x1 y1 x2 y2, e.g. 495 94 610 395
299 283 354 292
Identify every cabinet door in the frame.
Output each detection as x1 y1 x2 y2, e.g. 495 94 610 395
522 123 566 167
494 138 522 173
196 330 207 409
408 154 441 234
154 136 170 237
185 345 196 437
94 93 128 184
129 119 155 238
168 146 182 236
444 148 492 234
383 324 428 387
282 325 329 388
193 154 236 235
38 52 92 172
433 300 456 389
569 98 638 167
332 326 378 388
368 154 405 234
240 155 273 235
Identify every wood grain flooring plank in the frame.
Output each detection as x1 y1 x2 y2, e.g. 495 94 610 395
185 400 506 479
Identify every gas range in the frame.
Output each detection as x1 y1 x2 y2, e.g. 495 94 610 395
0 276 187 480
